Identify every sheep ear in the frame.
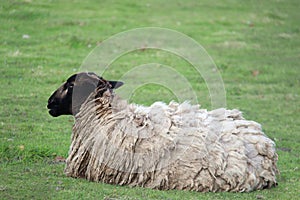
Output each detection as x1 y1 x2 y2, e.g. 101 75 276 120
109 81 124 89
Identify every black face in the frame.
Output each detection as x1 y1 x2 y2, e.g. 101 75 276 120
47 72 123 117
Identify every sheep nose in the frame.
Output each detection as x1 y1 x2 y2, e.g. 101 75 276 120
47 100 53 109
47 97 57 109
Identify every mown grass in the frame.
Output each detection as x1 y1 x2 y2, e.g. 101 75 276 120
0 0 299 199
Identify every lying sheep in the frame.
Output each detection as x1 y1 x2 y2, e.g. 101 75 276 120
47 72 278 192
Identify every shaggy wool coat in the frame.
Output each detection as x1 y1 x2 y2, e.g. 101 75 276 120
65 90 278 192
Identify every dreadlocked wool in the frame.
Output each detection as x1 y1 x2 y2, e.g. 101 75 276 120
65 90 278 192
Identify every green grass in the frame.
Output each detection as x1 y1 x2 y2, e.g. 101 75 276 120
1 0 300 199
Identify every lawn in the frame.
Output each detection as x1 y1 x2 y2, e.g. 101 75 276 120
0 0 299 199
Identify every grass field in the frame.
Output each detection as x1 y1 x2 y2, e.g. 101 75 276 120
1 0 299 199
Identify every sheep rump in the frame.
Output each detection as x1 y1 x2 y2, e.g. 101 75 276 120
65 91 278 192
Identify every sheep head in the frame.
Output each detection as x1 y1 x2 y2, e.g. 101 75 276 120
47 72 123 117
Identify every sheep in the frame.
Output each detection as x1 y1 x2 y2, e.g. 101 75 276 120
47 72 278 192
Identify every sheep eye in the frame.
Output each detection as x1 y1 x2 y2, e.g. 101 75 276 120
63 82 74 91
68 83 74 89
